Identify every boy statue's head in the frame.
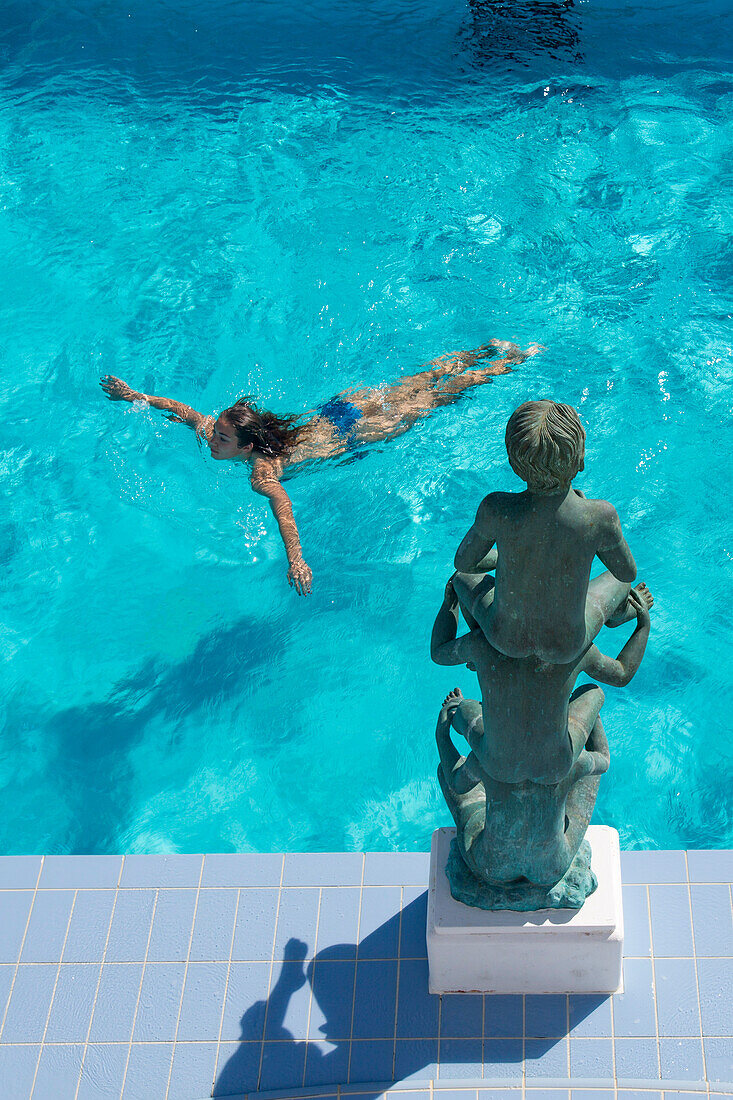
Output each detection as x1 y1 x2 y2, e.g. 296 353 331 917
505 400 586 494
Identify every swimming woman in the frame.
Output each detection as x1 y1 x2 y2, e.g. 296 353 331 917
100 339 541 595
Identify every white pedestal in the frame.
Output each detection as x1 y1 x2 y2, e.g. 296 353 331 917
427 825 624 994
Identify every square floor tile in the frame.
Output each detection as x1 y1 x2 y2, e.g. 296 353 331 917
190 888 238 962
20 889 74 963
697 958 733 1037
622 885 651 957
133 962 186 1041
484 997 523 1039
0 1044 38 1097
687 851 733 883
176 961 228 1041
649 886 694 956
613 958 657 1036
220 960 271 1041
265 959 313 1040
659 1037 704 1079
397 959 439 1038
438 1038 482 1078
704 1036 733 1082
78 1043 130 1099
232 887 280 961
690 885 733 958
214 1041 262 1095
146 889 197 962
105 890 156 962
349 1038 394 1082
122 1043 173 1099
1 963 57 1041
394 1037 438 1081
202 852 283 888
89 962 143 1042
525 995 567 1038
120 854 202 889
39 855 121 890
655 958 701 1037
569 1038 613 1077
568 994 612 1038
400 890 428 959
315 887 360 959
613 1036 660 1078
283 853 363 887
260 1039 307 1089
45 962 100 1042
33 1043 84 1098
364 853 430 887
524 1037 569 1078
357 888 401 960
482 1038 523 1079
63 890 116 963
352 960 398 1039
309 960 356 1041
273 888 320 962
440 993 483 1038
0 855 41 888
0 891 34 963
620 851 687 884
303 1039 350 1085
167 1040 218 1100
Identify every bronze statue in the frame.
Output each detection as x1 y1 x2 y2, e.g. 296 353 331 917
431 401 652 909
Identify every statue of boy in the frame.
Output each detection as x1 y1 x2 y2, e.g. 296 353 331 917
453 399 639 664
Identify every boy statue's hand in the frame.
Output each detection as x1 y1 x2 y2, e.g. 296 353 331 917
443 576 459 608
627 584 653 626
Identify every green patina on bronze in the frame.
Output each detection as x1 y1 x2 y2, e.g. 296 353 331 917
431 400 653 911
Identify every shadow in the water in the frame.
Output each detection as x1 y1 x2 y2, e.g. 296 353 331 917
214 892 607 1096
466 0 582 65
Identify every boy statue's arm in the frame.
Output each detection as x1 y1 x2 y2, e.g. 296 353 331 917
431 578 474 666
596 502 637 583
582 587 651 687
454 496 499 573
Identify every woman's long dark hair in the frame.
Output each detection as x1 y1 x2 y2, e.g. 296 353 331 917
220 398 303 458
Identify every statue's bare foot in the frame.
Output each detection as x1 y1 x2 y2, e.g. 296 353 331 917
442 687 464 714
607 582 654 628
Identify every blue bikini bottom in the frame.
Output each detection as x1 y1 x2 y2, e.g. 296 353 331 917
319 397 363 444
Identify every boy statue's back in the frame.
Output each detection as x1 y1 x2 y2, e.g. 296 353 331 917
454 399 638 664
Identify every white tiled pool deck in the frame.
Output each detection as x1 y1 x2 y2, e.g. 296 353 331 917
0 850 731 1100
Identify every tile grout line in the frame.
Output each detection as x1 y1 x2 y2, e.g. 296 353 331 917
0 854 44 1041
256 853 286 1092
522 993 526 1090
346 852 365 1085
302 886 323 1087
566 994 571 1080
29 887 79 1099
73 853 125 1100
646 883 662 1081
392 883 405 1083
213 882 243 1088
610 951 618 1086
163 856 206 1100
685 850 708 1087
118 886 161 1098
481 992 486 1081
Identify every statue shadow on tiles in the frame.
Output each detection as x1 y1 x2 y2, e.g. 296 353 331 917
430 400 653 911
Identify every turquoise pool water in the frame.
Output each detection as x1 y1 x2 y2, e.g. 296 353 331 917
1 0 731 855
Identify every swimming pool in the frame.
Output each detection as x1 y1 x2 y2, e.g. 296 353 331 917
1 0 731 855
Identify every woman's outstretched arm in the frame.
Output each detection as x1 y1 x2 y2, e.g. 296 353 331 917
251 464 313 595
100 375 210 435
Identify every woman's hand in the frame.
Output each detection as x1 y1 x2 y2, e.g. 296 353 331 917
287 558 313 596
100 375 140 402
